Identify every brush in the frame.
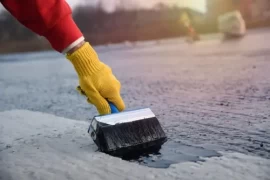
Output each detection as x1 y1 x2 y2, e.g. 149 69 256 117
88 102 167 156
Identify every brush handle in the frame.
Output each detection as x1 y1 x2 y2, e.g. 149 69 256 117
108 101 119 114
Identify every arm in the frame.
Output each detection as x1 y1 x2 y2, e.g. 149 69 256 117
1 0 84 53
1 0 125 115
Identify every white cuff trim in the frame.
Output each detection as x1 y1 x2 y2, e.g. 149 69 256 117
62 36 85 54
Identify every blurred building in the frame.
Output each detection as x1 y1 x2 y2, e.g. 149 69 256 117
250 0 270 20
206 0 270 21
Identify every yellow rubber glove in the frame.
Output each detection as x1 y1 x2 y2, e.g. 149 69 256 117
66 42 125 115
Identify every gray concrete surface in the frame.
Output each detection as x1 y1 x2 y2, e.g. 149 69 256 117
0 29 270 165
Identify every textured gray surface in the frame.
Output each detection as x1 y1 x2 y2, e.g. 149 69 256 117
0 28 270 163
1 110 270 180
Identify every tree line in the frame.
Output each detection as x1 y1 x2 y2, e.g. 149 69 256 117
0 3 230 53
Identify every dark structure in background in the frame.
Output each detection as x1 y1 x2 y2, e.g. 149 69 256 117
249 0 270 20
73 5 204 45
0 1 269 54
0 4 203 53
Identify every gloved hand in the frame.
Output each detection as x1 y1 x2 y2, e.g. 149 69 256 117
66 42 125 115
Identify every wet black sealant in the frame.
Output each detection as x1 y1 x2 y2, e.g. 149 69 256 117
109 140 221 169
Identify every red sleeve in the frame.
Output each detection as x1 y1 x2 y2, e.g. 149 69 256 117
1 0 83 52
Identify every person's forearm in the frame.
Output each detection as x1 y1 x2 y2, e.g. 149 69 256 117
1 0 84 53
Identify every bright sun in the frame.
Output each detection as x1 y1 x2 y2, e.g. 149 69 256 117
175 0 206 13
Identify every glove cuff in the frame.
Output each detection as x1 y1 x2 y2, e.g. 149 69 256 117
66 42 103 77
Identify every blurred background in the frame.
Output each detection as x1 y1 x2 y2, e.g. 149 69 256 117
0 0 269 54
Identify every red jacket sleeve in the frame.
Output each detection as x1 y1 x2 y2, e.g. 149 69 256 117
1 0 83 52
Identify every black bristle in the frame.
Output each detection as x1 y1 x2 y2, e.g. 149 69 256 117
94 117 167 155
